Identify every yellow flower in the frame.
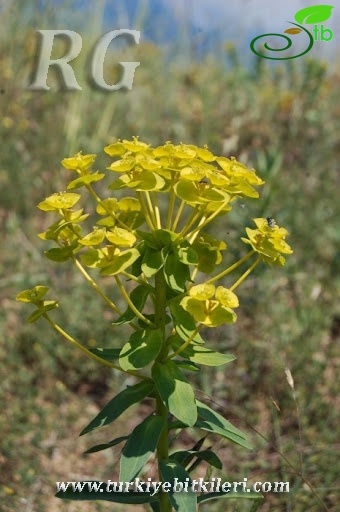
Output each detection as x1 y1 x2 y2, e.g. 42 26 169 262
215 287 239 308
241 218 293 266
62 152 96 172
37 192 81 211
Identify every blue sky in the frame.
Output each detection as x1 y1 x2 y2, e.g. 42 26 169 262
171 1 338 52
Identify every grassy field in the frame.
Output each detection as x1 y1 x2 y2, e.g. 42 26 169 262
1 2 339 511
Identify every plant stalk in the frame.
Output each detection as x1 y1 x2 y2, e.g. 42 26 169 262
154 270 172 512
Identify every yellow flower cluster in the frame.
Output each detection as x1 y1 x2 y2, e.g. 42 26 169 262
242 218 293 266
102 137 265 203
180 284 239 327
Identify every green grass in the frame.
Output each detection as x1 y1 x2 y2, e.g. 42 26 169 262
1 2 339 511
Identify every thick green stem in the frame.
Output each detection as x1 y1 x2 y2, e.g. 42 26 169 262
154 270 172 512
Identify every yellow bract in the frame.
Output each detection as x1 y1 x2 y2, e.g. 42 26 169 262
79 228 106 246
106 227 137 247
37 192 81 211
215 287 239 308
16 285 49 303
189 284 216 300
61 152 96 172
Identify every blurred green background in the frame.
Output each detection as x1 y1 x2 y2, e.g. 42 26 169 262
1 1 339 511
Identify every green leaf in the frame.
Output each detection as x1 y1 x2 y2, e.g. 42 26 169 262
67 172 105 190
196 400 251 449
88 347 121 362
170 449 222 470
201 187 229 203
84 435 128 454
130 241 146 276
99 248 140 275
197 400 247 439
112 285 150 325
56 485 158 504
169 301 204 344
118 197 141 212
80 248 102 268
27 301 59 323
192 233 226 273
159 461 197 512
197 490 263 504
174 180 204 204
142 247 164 277
16 285 49 304
164 252 190 292
137 313 172 329
79 380 154 435
206 303 237 327
168 437 206 467
174 360 200 372
295 5 334 24
44 246 76 262
96 197 119 215
108 156 135 172
175 245 199 266
228 179 259 198
132 171 165 191
153 229 177 246
117 210 145 230
195 420 251 449
170 335 235 366
109 175 131 190
152 360 197 426
120 415 166 481
135 230 159 249
79 228 106 246
106 227 136 247
119 328 163 371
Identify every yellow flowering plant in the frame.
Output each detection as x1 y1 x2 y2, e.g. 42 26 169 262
16 138 292 511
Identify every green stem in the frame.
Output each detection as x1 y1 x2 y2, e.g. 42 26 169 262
156 396 172 512
171 200 186 232
72 257 122 314
137 192 156 231
152 192 162 229
174 206 201 242
166 178 177 229
154 270 172 512
85 183 131 231
188 215 207 245
230 256 261 291
145 191 158 228
114 275 156 327
164 326 202 361
121 270 153 289
43 313 149 380
205 250 255 285
183 199 230 241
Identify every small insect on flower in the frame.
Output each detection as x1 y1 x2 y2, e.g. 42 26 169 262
267 216 275 228
199 178 209 185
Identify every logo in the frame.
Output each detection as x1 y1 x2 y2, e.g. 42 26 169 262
27 30 140 91
250 5 334 60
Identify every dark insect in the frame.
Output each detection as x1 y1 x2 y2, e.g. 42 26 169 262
267 216 275 228
199 178 209 185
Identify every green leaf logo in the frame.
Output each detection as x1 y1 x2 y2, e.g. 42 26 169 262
294 5 334 24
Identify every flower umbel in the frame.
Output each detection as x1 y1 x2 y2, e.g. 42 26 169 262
241 217 293 266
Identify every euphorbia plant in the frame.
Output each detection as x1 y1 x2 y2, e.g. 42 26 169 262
17 138 292 511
